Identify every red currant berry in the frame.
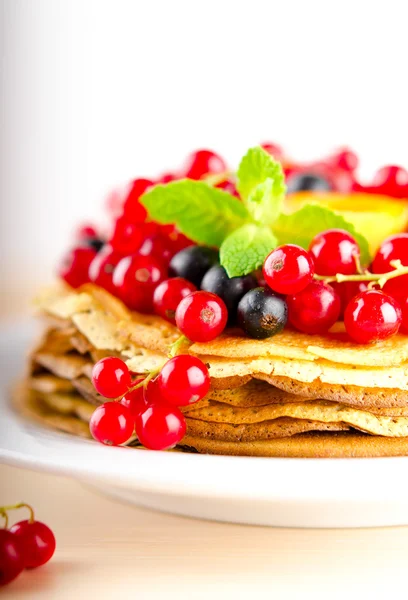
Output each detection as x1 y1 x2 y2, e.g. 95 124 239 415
58 246 97 288
263 244 314 295
215 179 239 197
9 520 56 569
120 382 147 419
153 278 197 324
328 148 359 172
330 281 369 318
90 402 134 445
344 289 402 344
76 223 98 240
260 142 284 160
175 291 228 342
162 226 194 256
143 377 162 404
309 229 360 276
0 529 24 586
371 233 408 305
138 234 173 265
158 355 210 406
401 297 408 333
287 281 341 334
135 403 186 450
122 178 153 223
109 216 145 255
158 172 178 183
113 254 168 313
91 357 131 398
88 245 124 294
184 149 227 180
373 165 408 197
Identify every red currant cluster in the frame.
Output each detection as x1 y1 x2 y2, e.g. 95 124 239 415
0 503 55 587
58 149 231 312
263 142 408 199
262 231 408 344
90 352 210 450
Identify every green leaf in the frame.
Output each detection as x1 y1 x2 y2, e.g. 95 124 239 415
246 178 284 225
272 205 371 265
140 180 250 247
220 224 277 277
237 146 286 205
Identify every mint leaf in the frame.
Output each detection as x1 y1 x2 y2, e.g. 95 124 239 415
272 205 371 265
220 224 277 277
237 146 286 207
140 180 250 247
246 178 284 225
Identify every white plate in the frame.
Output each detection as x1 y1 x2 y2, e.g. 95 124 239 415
2 322 408 528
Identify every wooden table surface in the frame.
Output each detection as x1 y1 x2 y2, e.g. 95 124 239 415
0 464 407 599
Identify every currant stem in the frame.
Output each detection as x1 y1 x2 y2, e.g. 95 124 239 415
0 502 35 524
168 335 190 358
0 509 9 529
314 260 408 287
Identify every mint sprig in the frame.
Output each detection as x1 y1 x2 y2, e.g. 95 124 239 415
220 224 277 277
140 180 250 247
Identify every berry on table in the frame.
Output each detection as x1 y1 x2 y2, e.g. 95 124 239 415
58 246 97 288
200 266 258 324
286 171 332 194
183 149 227 180
169 246 219 287
371 233 408 305
237 287 288 339
0 529 24 586
91 357 131 398
309 229 360 276
158 355 210 406
89 402 134 445
113 254 168 313
286 281 341 334
153 277 197 324
122 178 153 223
9 520 56 569
175 291 228 342
262 244 314 295
88 245 124 294
344 289 402 344
135 403 186 450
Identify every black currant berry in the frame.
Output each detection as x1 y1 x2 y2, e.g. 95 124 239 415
84 237 106 252
286 172 332 194
169 246 219 287
237 287 288 339
201 265 258 324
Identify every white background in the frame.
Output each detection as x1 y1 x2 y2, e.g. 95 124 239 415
1 0 408 300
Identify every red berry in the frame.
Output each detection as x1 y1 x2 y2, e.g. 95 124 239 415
143 377 162 404
158 355 210 406
91 357 131 398
135 403 186 450
153 278 197 324
287 281 341 334
175 291 228 342
90 402 134 445
160 225 194 255
9 520 56 569
372 165 408 198
327 148 359 172
309 229 360 276
158 172 178 183
260 142 284 160
59 246 97 288
76 223 98 240
0 529 24 586
122 179 153 223
88 245 123 294
215 179 239 196
371 233 408 305
120 381 147 419
113 254 168 313
344 289 402 344
401 297 408 333
330 281 369 318
262 244 314 295
184 149 227 180
109 216 145 255
139 234 173 265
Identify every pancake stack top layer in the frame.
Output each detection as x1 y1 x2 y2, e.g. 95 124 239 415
19 282 408 458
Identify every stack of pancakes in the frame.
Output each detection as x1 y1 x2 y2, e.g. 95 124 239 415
17 282 408 457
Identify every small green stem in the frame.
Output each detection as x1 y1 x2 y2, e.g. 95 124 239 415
0 510 9 529
0 503 35 524
314 260 408 288
168 335 190 358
